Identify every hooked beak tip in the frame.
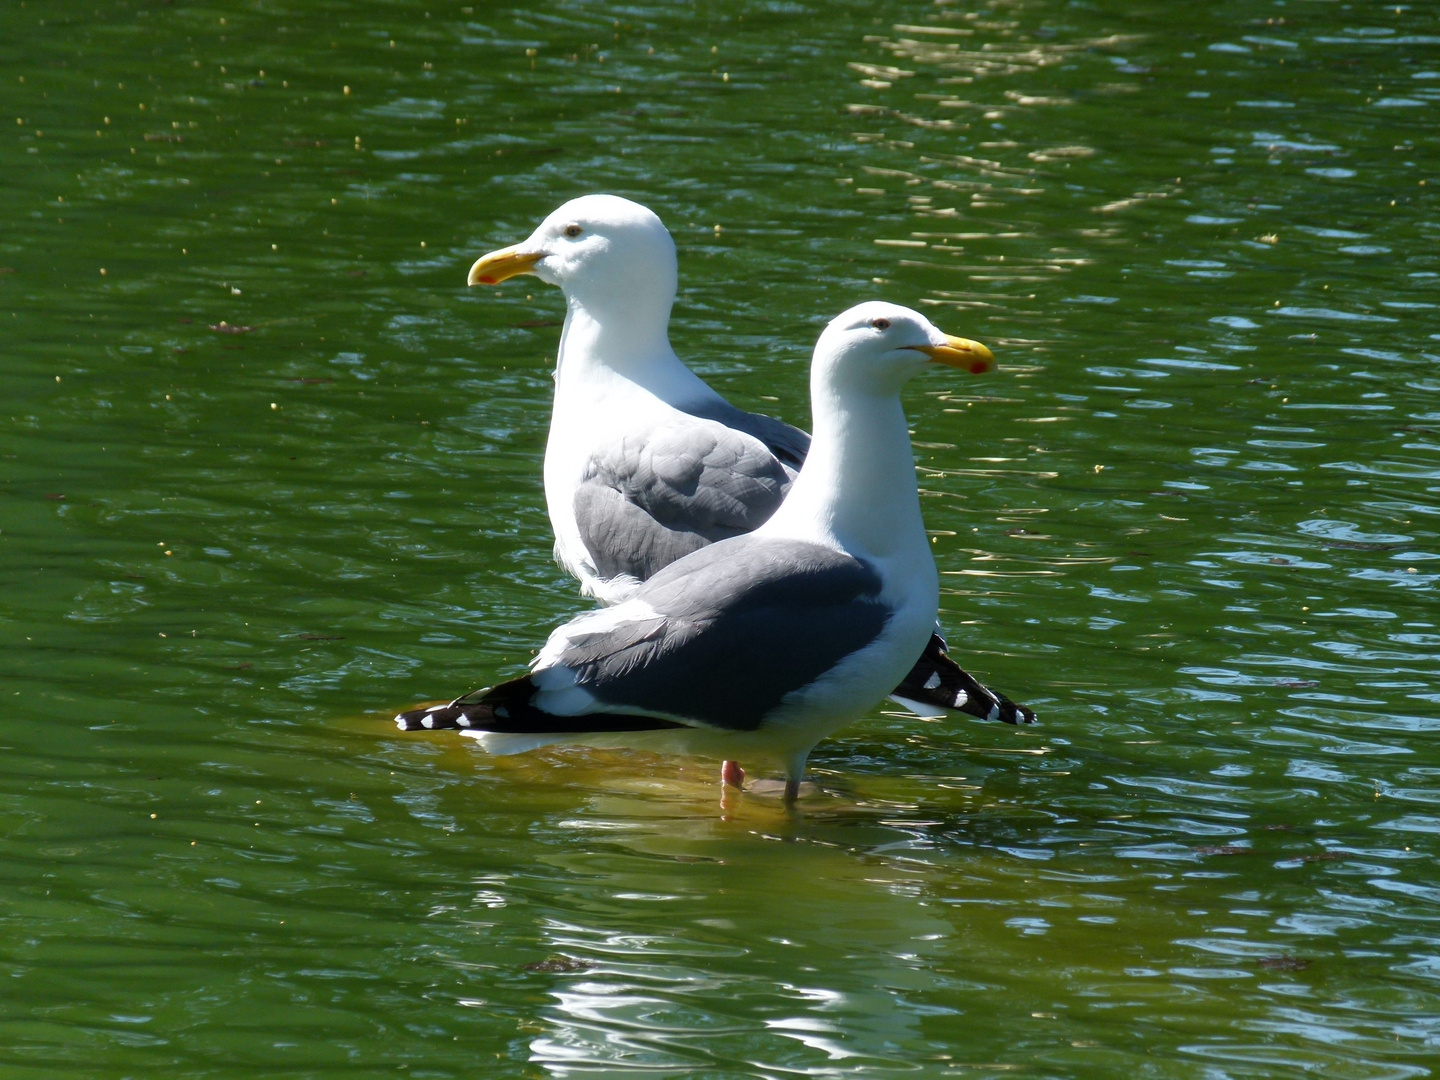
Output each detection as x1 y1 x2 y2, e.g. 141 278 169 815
466 247 544 287
912 335 995 372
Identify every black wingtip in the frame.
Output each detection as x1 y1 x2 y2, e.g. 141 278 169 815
992 691 1038 726
894 634 1038 725
394 679 689 737
394 702 481 731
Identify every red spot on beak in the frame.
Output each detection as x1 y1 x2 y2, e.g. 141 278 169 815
970 360 989 375
477 275 498 285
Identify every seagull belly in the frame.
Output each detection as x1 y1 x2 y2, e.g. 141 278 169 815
762 593 937 749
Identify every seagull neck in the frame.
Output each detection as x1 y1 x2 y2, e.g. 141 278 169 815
555 298 718 408
766 387 927 559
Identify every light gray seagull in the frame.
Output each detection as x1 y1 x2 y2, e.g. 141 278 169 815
398 303 999 801
456 194 1033 732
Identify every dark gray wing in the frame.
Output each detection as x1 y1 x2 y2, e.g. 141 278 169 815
553 538 890 731
574 415 801 583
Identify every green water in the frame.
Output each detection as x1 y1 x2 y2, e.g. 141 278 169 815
3 1 1438 1075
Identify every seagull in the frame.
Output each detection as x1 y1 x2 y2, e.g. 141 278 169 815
398 303 994 802
465 194 1034 727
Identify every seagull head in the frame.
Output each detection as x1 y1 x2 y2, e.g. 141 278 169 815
467 194 678 314
813 302 994 395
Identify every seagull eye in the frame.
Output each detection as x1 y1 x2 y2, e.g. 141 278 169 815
870 317 890 330
563 224 584 238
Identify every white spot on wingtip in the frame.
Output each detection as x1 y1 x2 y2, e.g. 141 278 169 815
923 672 942 690
457 715 471 727
422 717 436 729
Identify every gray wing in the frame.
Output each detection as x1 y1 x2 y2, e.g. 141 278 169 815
684 399 811 473
551 538 890 731
574 414 802 584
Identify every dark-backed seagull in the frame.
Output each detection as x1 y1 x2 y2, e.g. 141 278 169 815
398 303 995 802
463 194 1033 726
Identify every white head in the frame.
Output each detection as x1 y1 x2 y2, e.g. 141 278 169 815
812 302 993 397
467 194 678 319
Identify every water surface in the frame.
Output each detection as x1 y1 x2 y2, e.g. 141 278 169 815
2 1 1438 1076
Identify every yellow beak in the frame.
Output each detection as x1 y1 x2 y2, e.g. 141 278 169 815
911 335 994 375
466 245 545 286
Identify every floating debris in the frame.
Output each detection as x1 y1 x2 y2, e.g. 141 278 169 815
1258 956 1310 972
524 956 592 973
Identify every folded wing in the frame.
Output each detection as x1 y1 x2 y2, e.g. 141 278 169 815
397 538 892 737
573 409 807 585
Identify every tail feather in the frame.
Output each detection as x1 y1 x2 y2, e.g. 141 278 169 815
394 676 687 735
893 633 1037 725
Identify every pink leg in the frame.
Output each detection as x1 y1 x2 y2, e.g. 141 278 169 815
721 760 746 788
